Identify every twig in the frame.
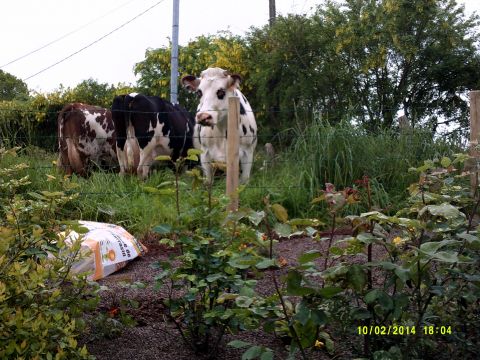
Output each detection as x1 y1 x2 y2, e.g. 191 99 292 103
272 273 308 360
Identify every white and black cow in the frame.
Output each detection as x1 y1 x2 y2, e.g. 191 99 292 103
111 94 140 175
57 103 117 177
182 67 257 184
111 93 195 179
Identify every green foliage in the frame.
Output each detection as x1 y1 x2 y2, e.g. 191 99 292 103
243 0 480 132
0 79 137 151
0 69 29 101
135 32 250 112
0 148 98 359
152 172 273 354
276 153 480 358
287 119 462 215
324 0 480 131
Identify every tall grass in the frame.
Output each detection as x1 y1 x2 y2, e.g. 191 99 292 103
0 147 182 234
2 119 464 234
268 119 464 216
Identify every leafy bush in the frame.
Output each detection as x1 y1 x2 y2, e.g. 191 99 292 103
0 147 99 359
272 153 480 358
151 152 272 355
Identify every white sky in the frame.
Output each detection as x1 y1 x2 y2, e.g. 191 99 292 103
0 0 478 93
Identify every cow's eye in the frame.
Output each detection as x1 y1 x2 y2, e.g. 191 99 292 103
217 89 226 99
196 90 203 98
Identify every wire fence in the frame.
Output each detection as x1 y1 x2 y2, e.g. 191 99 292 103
0 103 470 204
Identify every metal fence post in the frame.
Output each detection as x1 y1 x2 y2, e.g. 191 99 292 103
227 96 240 211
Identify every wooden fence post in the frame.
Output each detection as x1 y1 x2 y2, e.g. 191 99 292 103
470 90 480 193
226 96 240 211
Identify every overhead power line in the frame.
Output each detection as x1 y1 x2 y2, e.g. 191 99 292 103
23 0 167 82
0 0 138 69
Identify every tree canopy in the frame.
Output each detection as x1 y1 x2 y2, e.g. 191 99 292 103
4 0 475 138
0 70 29 101
133 0 480 135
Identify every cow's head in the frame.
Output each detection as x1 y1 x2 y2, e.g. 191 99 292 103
182 67 241 127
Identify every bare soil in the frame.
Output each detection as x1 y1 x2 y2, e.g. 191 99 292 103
81 232 378 360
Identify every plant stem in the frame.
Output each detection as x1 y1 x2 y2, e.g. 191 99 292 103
323 212 336 275
272 273 308 360
175 163 180 217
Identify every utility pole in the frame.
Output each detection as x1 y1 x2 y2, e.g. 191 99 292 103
170 0 180 104
269 0 276 26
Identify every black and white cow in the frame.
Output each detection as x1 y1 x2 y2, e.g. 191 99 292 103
111 95 140 175
111 93 195 179
57 103 117 177
182 67 257 184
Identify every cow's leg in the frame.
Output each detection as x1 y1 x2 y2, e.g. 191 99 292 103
239 148 254 184
57 151 72 175
116 147 127 175
66 138 86 177
127 138 140 174
136 150 150 180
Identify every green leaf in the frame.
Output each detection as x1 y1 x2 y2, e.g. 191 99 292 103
256 258 277 269
440 156 452 168
271 203 288 222
298 250 321 264
153 224 172 234
419 203 465 221
260 351 274 360
228 340 251 348
286 270 314 296
242 346 263 360
356 233 379 244
294 302 311 325
187 148 203 156
317 286 343 298
206 273 223 282
347 265 366 293
228 257 258 269
350 308 371 320
457 232 480 250
247 210 265 226
28 191 46 200
432 251 461 263
186 154 198 161
273 223 292 237
154 155 172 161
377 292 394 310
236 296 254 308
419 240 460 255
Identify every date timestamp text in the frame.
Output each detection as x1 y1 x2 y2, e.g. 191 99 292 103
357 325 452 336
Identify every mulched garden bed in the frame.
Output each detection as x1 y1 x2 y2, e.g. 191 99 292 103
81 232 382 360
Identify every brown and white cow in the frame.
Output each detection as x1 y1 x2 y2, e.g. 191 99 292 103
111 93 195 179
57 103 117 177
181 67 257 184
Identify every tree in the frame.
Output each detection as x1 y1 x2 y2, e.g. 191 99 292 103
0 70 29 100
321 0 480 132
134 32 250 113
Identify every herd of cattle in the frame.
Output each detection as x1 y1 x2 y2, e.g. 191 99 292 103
57 67 257 183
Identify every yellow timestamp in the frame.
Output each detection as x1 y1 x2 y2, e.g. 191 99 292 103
422 325 453 335
357 325 453 336
357 325 417 335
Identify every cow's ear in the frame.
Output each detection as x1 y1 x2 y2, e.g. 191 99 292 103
181 75 200 92
228 74 242 89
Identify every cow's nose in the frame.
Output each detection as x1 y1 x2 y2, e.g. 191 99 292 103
196 112 213 126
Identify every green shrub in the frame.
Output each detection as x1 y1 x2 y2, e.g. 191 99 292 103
0 147 98 359
272 153 480 358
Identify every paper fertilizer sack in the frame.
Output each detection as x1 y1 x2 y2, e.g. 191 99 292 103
63 221 147 280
